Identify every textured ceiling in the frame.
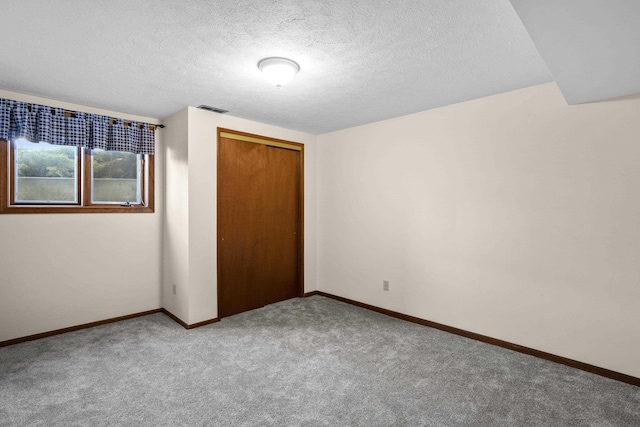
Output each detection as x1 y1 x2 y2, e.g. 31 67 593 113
511 0 640 105
0 0 555 134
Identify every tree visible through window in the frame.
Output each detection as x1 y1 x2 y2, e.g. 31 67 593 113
91 149 141 204
15 140 78 203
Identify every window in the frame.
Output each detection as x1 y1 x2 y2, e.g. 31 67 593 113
1 139 154 213
91 149 142 204
14 139 80 204
0 98 157 214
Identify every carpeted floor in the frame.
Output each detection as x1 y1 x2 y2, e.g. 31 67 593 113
1 295 639 426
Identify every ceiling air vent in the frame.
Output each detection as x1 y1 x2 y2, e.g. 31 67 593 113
197 105 228 114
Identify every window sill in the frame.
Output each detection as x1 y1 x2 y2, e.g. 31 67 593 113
0 205 154 214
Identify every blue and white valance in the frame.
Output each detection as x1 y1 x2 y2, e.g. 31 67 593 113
0 98 156 155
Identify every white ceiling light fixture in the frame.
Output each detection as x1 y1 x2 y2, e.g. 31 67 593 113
258 57 300 88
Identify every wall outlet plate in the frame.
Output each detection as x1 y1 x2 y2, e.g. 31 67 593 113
383 280 389 291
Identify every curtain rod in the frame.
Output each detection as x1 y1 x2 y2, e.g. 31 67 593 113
24 104 165 130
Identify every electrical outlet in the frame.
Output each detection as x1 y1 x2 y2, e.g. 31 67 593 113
172 284 177 295
383 280 389 291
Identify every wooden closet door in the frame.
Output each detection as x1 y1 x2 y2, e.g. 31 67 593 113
218 134 301 318
261 145 299 306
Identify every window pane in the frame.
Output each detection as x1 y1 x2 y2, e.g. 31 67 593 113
91 149 141 204
14 139 78 203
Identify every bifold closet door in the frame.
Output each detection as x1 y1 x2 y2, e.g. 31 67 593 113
218 135 300 318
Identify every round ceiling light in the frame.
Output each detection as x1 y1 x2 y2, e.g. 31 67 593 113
258 57 300 88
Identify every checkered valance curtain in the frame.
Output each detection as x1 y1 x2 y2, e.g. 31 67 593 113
0 98 155 155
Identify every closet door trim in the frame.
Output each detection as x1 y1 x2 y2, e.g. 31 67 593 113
219 131 302 151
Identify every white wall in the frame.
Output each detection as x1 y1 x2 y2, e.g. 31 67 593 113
162 107 189 321
317 82 640 378
162 107 317 325
0 90 163 342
